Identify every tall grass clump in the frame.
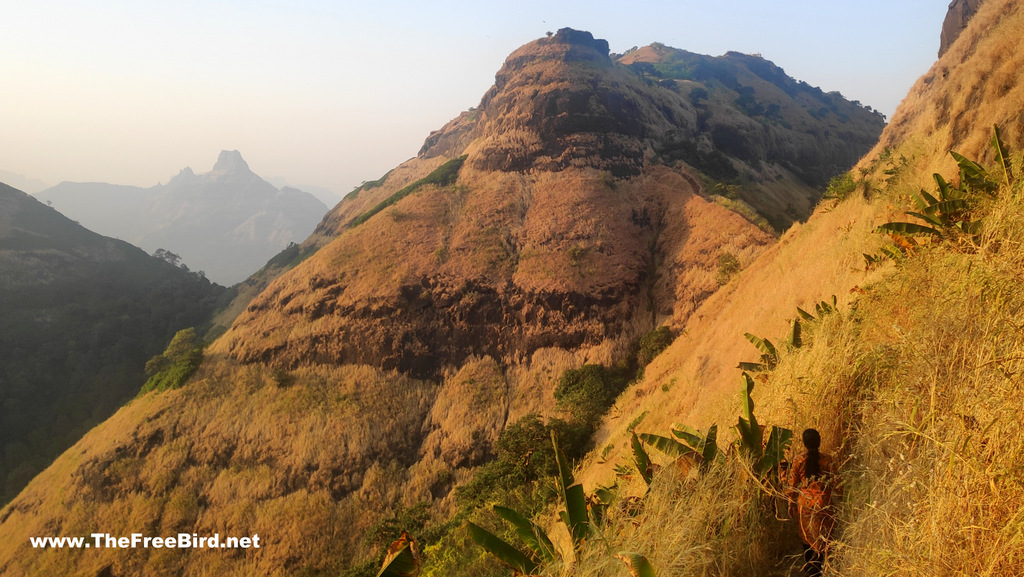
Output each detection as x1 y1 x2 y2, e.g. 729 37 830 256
556 457 797 577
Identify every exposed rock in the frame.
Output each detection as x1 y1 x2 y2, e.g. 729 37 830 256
939 0 984 57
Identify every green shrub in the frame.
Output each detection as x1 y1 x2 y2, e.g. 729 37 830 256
554 364 627 423
636 326 674 367
717 252 742 285
139 328 203 394
823 170 858 200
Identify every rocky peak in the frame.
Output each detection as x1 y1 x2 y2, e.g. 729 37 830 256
548 27 611 60
167 166 197 187
939 0 984 56
211 149 251 175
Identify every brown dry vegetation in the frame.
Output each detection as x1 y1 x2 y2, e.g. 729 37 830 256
560 6 1024 572
862 0 1024 186
565 145 1024 575
213 160 774 379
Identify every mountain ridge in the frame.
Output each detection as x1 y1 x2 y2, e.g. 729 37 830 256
36 151 327 285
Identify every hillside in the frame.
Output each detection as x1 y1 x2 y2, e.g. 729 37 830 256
557 1 1024 574
36 151 328 285
0 30 881 577
215 29 882 377
0 183 225 507
865 0 1023 185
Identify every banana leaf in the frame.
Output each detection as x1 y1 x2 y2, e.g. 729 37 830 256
755 426 793 477
616 552 658 577
639 433 694 457
551 430 574 503
493 506 557 563
467 523 538 575
789 318 802 348
744 333 777 358
563 483 589 546
920 199 968 217
876 221 942 237
631 432 653 486
670 424 705 450
701 424 720 465
992 124 1012 186
905 211 943 227
376 533 421 577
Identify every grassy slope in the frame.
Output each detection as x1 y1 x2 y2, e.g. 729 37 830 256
560 3 1024 574
559 147 1024 576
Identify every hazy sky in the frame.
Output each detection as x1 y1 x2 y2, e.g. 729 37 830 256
1 0 947 199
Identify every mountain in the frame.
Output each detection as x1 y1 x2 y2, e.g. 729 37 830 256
217 29 883 377
0 30 882 576
0 182 225 507
35 151 328 285
864 0 1020 185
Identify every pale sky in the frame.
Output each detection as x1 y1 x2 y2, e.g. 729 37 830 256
1 1 947 199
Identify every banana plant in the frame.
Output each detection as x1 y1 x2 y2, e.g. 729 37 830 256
652 423 722 471
376 532 421 577
467 431 590 573
876 129 1013 241
737 333 778 372
735 373 793 480
552 430 589 546
797 295 838 322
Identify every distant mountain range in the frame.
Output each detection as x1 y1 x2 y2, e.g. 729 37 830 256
34 151 328 285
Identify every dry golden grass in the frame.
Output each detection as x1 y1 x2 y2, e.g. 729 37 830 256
578 189 890 493
0 359 443 576
861 0 1024 188
544 459 802 577
758 172 1024 574
570 134 1024 575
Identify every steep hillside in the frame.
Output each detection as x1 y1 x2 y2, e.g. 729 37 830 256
554 2 1024 575
0 183 225 506
864 0 1022 184
37 151 327 285
216 29 881 378
0 30 881 577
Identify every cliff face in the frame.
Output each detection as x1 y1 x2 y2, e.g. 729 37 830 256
859 0 1022 184
940 0 985 56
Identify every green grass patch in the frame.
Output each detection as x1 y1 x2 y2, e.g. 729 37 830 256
350 156 467 227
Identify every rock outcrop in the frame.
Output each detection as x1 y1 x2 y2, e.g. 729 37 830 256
939 0 984 56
